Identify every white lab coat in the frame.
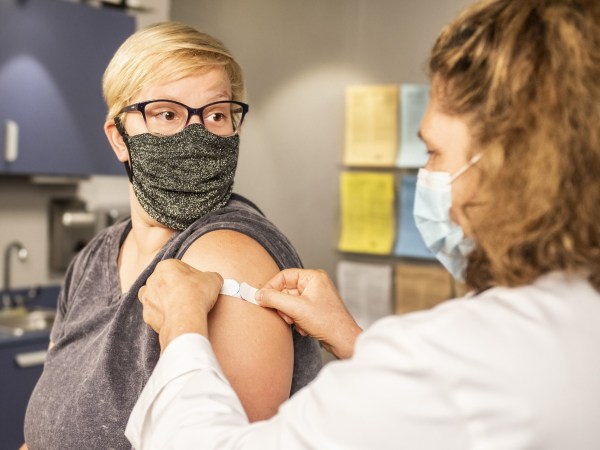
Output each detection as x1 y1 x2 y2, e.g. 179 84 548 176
126 271 600 449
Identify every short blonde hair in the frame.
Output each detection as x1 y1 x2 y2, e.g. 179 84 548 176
429 0 600 292
102 22 245 120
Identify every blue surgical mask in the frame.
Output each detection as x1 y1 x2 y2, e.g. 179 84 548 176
413 154 481 282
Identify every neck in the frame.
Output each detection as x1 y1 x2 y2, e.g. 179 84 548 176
127 187 176 261
128 215 175 262
117 188 176 294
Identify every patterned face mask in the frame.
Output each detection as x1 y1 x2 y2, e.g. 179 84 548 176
116 119 239 231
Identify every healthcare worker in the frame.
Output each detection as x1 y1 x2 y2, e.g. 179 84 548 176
127 0 600 448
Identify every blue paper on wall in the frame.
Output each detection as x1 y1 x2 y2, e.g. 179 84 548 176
394 175 435 259
396 84 430 168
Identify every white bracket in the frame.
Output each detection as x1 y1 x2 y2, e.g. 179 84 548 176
15 350 48 368
4 119 19 163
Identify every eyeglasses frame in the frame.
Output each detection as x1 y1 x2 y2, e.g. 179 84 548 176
116 99 249 136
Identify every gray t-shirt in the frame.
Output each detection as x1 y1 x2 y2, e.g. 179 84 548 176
24 195 322 450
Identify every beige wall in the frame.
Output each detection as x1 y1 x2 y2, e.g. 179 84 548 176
170 0 472 275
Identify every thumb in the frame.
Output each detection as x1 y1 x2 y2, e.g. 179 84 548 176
256 288 304 321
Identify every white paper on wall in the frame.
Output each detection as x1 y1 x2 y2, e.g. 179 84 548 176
336 261 393 329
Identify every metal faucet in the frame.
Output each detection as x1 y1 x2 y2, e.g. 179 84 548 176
2 241 28 309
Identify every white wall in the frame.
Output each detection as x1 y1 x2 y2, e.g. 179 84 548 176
170 0 472 275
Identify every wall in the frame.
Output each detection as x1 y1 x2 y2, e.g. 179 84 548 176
170 0 472 276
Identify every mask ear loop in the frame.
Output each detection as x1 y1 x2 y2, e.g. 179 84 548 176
448 153 482 271
450 153 482 184
114 116 134 183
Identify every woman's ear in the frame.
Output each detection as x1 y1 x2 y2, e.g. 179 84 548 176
104 119 129 163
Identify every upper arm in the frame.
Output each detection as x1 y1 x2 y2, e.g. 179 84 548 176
181 230 293 421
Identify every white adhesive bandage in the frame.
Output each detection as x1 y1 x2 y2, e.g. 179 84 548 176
220 279 260 306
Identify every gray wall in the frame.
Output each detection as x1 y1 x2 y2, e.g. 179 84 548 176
170 0 472 275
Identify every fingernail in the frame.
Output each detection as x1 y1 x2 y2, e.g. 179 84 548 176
254 289 263 303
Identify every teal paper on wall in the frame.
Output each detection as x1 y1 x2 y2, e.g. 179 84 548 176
394 174 434 259
396 84 430 168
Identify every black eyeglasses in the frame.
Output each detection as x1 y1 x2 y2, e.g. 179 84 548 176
117 99 249 137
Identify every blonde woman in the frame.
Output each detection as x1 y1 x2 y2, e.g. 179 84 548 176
23 23 321 449
129 0 600 448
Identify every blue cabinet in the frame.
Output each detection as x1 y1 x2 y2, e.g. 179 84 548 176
0 0 135 176
0 287 59 449
0 337 49 449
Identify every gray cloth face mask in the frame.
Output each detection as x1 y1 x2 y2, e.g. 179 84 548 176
116 119 239 231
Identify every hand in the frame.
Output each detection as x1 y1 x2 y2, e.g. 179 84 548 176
256 269 362 360
138 259 223 351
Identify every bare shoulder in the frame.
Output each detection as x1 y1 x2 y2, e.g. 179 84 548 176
180 228 288 346
181 229 280 286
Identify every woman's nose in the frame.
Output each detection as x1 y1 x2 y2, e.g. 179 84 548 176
188 113 203 125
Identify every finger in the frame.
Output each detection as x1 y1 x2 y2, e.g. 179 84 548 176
138 285 146 302
208 271 225 290
276 310 294 325
255 288 305 320
154 258 178 273
140 299 155 326
262 268 304 291
156 258 191 279
295 326 307 336
282 288 301 296
211 271 224 284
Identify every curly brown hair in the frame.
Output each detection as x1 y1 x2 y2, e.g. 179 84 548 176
429 0 600 292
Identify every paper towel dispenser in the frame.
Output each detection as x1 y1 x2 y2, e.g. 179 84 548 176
49 199 97 273
48 199 130 274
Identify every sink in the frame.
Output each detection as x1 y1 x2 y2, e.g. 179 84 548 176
0 306 55 336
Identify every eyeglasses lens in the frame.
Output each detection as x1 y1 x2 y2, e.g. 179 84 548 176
143 101 243 137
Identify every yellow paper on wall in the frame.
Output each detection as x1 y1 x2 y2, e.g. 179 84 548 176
338 172 395 254
344 85 398 167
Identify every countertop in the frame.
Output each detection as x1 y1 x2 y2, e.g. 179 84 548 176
0 286 60 348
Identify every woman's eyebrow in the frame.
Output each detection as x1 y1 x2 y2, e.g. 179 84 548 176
206 90 232 101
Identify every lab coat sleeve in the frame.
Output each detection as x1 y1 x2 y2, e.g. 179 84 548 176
125 333 276 449
126 319 469 450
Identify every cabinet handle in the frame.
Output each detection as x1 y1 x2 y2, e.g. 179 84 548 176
14 350 47 368
4 119 19 163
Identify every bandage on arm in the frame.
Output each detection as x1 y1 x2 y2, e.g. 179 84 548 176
220 279 260 306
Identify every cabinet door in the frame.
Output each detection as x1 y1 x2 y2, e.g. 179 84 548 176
0 339 48 449
0 0 135 176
